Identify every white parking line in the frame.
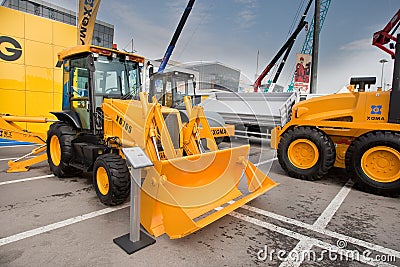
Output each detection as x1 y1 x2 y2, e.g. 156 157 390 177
0 174 54 186
279 238 314 267
313 180 354 229
0 144 37 148
0 203 129 247
254 157 278 167
279 179 354 267
231 212 396 266
242 204 400 259
236 179 400 265
0 156 34 162
1 159 397 265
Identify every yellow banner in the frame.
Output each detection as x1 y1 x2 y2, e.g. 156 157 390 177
77 0 101 45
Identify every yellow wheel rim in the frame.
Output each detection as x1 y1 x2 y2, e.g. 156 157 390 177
361 146 400 183
288 139 319 169
96 166 109 195
50 135 61 166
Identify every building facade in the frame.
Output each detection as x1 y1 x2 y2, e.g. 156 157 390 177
0 1 114 132
186 62 240 92
1 0 114 48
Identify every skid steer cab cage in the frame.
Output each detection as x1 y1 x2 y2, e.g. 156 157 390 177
108 92 278 239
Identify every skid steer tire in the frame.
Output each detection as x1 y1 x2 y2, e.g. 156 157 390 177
93 154 130 206
47 122 81 178
345 131 400 196
278 126 336 181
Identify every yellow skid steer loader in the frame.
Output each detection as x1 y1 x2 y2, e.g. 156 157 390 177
271 11 400 195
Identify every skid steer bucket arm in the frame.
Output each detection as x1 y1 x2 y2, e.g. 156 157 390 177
182 95 218 155
133 94 278 238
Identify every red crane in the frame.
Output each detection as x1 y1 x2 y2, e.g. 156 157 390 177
253 0 312 92
372 9 400 58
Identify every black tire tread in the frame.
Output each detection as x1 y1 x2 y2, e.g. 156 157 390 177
47 122 81 177
345 131 400 197
93 154 130 206
277 126 336 181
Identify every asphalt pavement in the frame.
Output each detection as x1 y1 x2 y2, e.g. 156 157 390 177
0 139 399 266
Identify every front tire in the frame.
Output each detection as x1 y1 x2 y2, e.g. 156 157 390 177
46 122 81 177
93 154 130 206
345 131 400 196
278 126 336 181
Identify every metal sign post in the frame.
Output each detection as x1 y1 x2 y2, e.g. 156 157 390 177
113 147 156 254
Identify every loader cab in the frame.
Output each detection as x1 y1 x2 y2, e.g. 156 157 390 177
58 46 143 132
149 70 197 108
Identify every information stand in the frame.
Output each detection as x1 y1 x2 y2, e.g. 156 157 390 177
113 147 156 254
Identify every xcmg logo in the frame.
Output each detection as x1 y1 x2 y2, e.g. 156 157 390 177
0 36 22 61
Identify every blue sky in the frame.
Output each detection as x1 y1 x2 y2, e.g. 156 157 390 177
53 0 398 93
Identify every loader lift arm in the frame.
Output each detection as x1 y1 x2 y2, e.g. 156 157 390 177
99 92 279 239
136 95 278 238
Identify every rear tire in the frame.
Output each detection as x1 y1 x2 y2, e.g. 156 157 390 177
93 154 130 206
46 122 81 177
345 131 400 196
278 126 336 181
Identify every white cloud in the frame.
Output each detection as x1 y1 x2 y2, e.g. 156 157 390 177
235 0 257 6
318 47 394 94
238 10 256 25
101 1 218 66
235 0 258 30
102 2 172 59
48 0 395 94
339 38 372 51
165 0 211 27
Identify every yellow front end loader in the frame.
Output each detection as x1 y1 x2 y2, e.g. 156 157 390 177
47 45 277 238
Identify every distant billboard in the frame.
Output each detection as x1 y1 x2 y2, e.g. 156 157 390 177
294 53 311 94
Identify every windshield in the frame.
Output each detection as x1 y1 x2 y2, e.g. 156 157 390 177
93 55 141 98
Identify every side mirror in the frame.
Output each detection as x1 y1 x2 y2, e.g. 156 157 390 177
87 54 96 72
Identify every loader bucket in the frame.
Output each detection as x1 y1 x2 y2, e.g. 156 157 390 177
140 145 277 239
